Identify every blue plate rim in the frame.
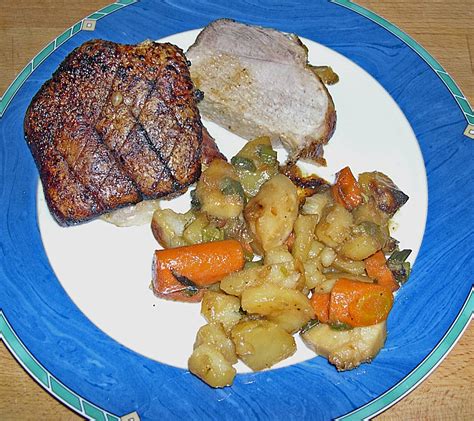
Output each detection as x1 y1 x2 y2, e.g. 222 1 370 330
0 1 472 420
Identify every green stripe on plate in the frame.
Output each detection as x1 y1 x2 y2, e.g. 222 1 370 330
0 313 49 388
56 28 72 47
50 377 82 411
83 401 107 421
338 289 473 420
455 96 473 116
72 21 83 35
331 0 445 71
437 72 465 98
106 414 120 421
467 114 474 125
33 41 55 68
88 12 106 20
331 1 472 137
98 3 124 14
117 0 136 4
0 62 32 116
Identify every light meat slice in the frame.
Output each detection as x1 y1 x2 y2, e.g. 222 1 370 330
187 19 336 165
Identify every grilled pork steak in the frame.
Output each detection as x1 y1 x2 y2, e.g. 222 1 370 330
24 39 203 226
187 19 336 165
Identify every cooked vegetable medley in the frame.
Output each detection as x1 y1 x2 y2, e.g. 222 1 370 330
150 136 411 387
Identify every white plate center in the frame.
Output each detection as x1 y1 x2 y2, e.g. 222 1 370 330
38 31 427 371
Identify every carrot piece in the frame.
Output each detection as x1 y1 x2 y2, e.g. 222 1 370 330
331 166 363 210
310 293 330 323
152 239 245 302
152 267 205 302
329 278 393 327
365 251 399 292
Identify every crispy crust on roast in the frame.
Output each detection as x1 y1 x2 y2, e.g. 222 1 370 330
24 39 203 226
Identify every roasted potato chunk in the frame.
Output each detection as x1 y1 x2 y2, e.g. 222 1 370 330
194 323 237 364
231 136 279 197
303 258 326 290
196 159 245 219
340 222 385 261
201 291 242 334
244 174 299 252
301 321 387 371
264 245 294 265
301 191 330 221
316 204 353 249
219 266 267 297
231 320 296 370
241 284 314 333
358 172 409 216
292 214 319 263
188 344 236 387
151 208 194 248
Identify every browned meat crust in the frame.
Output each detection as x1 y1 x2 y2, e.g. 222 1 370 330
24 39 203 226
201 126 227 165
280 163 329 201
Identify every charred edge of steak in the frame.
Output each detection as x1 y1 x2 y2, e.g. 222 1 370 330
24 39 203 226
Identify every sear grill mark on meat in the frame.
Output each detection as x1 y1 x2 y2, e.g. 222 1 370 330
24 39 204 226
138 61 202 185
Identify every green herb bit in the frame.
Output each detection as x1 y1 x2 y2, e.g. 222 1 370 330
329 321 353 331
387 249 412 283
183 287 199 297
220 177 246 201
244 259 263 269
355 221 380 236
231 156 257 172
389 261 411 284
202 225 224 243
300 319 320 334
388 249 412 264
256 144 278 165
243 248 256 263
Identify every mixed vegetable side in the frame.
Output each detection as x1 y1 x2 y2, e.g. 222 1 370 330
150 136 411 387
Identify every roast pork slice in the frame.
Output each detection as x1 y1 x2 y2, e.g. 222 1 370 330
187 19 336 165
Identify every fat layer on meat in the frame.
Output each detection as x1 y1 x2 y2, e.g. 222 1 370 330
24 39 203 225
187 19 336 165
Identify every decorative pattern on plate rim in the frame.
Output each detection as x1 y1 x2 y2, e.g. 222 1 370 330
332 0 474 138
0 310 123 421
0 0 137 118
337 288 473 420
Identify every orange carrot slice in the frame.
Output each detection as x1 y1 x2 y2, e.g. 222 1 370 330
329 278 393 327
332 167 363 211
152 239 245 302
151 267 205 302
365 251 399 292
310 293 330 323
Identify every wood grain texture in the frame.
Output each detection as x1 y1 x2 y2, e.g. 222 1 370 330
0 0 472 419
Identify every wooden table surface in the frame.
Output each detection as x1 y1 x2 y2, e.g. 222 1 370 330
0 1 472 419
